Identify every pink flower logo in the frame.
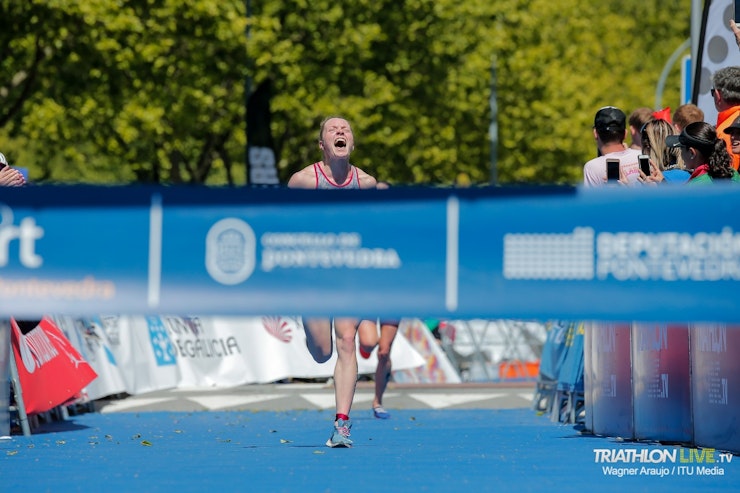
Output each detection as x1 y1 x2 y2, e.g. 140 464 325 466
262 316 292 343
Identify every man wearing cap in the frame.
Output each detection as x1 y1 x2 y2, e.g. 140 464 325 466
583 106 641 187
711 66 740 170
0 152 26 187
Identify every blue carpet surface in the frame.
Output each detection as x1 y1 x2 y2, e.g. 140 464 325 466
1 409 737 492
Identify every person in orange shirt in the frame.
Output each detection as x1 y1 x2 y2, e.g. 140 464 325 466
710 66 740 170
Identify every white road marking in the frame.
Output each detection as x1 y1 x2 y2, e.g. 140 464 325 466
187 394 287 410
408 393 504 409
99 397 175 413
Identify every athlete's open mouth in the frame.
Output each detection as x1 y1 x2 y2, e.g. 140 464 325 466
335 138 347 148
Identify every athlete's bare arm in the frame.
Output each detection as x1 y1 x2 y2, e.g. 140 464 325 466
356 168 378 189
287 166 317 189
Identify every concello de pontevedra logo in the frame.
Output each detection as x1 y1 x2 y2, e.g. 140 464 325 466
205 218 256 285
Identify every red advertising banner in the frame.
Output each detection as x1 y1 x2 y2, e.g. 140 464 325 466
10 317 98 415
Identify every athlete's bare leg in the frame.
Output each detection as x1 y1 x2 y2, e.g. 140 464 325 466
374 323 399 409
304 317 359 447
357 319 379 357
303 318 333 363
333 317 359 416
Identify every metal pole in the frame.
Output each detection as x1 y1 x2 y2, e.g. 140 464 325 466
8 349 31 436
489 57 498 185
654 38 691 110
690 0 702 91
245 0 252 185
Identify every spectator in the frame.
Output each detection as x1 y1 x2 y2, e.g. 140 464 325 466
641 119 690 183
628 107 654 151
583 106 641 187
665 121 740 185
724 116 740 157
731 19 740 50
672 103 704 133
710 66 740 170
0 152 26 187
423 318 442 341
358 319 399 419
652 107 672 123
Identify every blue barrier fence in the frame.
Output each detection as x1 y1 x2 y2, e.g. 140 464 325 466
631 323 692 444
543 321 740 454
691 324 740 453
538 321 570 382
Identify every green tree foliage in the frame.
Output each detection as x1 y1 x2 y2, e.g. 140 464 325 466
1 0 248 184
251 0 502 185
0 0 691 185
491 0 690 184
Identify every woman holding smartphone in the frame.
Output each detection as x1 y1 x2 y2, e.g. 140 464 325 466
663 121 740 185
639 119 690 184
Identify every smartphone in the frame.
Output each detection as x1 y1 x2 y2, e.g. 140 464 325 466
606 159 620 181
639 154 651 175
736 0 740 23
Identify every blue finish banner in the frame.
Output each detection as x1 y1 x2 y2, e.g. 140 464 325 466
1 184 740 320
157 196 447 316
456 186 740 321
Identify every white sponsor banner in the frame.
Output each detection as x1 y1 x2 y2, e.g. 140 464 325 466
80 316 425 396
157 315 254 388
52 315 128 401
112 315 180 395
162 315 426 388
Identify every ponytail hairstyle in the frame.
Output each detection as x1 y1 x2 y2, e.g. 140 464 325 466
642 119 684 170
708 138 735 179
682 121 734 179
